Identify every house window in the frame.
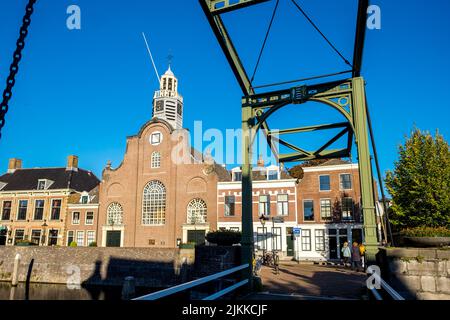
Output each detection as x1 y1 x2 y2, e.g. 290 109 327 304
319 175 331 191
268 170 278 180
224 196 235 217
315 229 325 251
50 199 62 220
34 200 45 220
259 195 270 216
151 152 161 168
303 200 314 221
87 231 96 246
14 229 25 245
81 195 89 204
256 227 267 250
233 172 242 181
31 230 41 245
187 198 207 224
86 212 94 225
342 197 354 220
320 199 332 221
107 203 123 225
76 231 85 247
340 174 352 190
48 230 59 246
272 227 282 251
150 132 162 145
67 231 74 246
37 180 46 190
142 180 166 225
277 194 289 216
1 201 12 221
72 212 80 225
301 229 311 251
17 200 28 221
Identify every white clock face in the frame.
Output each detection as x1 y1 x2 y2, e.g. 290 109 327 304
150 131 163 146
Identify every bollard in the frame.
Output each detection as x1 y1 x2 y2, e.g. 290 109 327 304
121 276 136 300
11 254 21 287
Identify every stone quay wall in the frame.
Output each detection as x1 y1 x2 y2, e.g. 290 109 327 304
377 247 450 300
0 247 195 287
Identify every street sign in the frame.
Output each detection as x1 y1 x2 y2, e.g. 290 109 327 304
293 227 301 237
272 216 284 223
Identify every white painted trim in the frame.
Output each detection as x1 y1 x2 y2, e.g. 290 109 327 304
302 163 359 173
218 179 296 190
101 226 125 247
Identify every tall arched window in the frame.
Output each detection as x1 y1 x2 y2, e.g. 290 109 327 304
187 198 207 224
142 180 166 225
107 202 123 225
151 152 161 168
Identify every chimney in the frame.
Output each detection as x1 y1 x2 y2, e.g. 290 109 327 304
66 155 79 171
257 155 265 168
7 158 22 173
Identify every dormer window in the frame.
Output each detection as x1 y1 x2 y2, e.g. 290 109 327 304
81 195 89 204
37 179 53 190
267 170 278 180
233 172 242 182
0 182 7 191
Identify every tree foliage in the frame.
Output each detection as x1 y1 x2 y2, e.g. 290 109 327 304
385 129 450 229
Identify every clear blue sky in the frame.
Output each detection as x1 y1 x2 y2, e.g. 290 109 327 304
0 0 449 187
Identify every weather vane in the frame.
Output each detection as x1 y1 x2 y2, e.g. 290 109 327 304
167 51 174 67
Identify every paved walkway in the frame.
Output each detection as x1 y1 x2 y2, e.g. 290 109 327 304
248 262 367 300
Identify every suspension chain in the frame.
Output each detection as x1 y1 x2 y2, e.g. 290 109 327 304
0 0 37 139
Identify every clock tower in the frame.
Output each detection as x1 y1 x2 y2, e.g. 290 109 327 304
152 66 183 129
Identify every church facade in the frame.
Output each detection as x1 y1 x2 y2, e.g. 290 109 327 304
97 67 229 248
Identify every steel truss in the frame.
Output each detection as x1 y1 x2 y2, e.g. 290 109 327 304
200 0 381 286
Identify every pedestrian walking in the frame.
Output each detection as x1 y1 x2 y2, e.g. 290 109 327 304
341 241 351 267
351 241 362 271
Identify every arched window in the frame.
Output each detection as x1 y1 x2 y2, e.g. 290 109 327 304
187 198 207 224
107 202 123 225
151 152 161 168
142 181 166 225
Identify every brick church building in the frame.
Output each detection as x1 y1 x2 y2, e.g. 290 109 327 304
97 67 229 248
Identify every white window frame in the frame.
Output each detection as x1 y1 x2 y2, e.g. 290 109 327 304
150 131 163 146
85 211 94 225
339 173 353 190
259 195 270 216
319 174 331 192
315 229 326 251
142 181 166 225
67 230 75 246
341 197 354 220
320 198 332 221
224 195 235 217
30 229 42 245
72 212 80 225
151 151 161 169
86 231 96 246
76 231 85 247
301 229 312 251
303 199 314 222
17 199 28 221
33 199 45 221
50 198 62 221
277 194 289 216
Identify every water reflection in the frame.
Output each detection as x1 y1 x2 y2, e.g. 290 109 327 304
0 282 157 300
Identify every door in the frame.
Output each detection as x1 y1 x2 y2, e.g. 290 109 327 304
0 229 6 246
187 230 206 245
352 229 363 244
329 236 338 259
106 231 121 247
286 227 294 257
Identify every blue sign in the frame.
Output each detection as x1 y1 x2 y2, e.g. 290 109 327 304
293 227 301 237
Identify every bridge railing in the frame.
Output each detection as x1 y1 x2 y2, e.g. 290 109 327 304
133 264 250 301
368 272 405 301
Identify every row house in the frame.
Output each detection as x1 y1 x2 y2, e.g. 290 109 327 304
0 156 100 246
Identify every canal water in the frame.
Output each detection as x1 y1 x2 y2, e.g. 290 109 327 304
0 282 159 300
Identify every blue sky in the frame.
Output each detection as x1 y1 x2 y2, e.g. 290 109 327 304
0 0 449 188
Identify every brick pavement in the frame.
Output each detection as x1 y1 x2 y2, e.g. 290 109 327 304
249 262 367 300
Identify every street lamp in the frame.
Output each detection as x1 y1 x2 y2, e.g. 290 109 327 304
259 214 269 252
41 220 48 246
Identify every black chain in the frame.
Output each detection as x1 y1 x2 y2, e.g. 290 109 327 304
0 0 37 139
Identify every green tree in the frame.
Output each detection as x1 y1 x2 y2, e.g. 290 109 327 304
385 128 450 229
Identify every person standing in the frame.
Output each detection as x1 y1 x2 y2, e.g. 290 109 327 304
351 241 362 271
341 241 351 267
359 243 366 270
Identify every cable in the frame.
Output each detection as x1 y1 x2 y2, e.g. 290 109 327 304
290 0 352 68
250 0 280 84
